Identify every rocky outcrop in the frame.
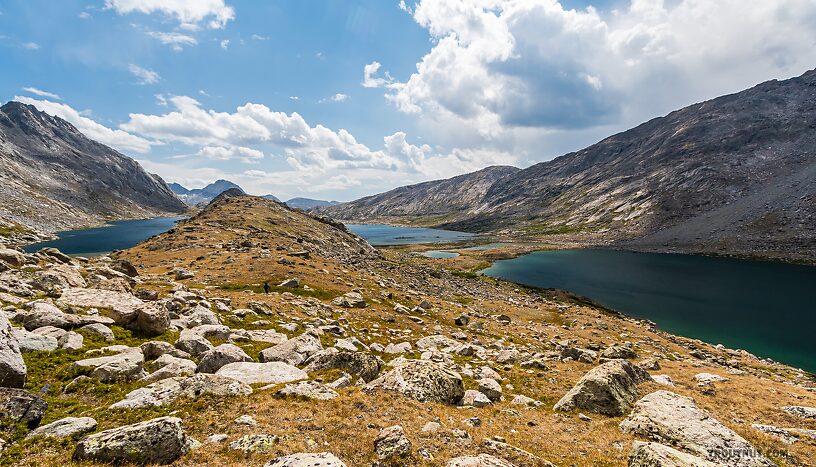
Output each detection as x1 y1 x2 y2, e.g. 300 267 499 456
71 347 145 382
365 360 465 405
554 359 652 416
619 390 773 466
275 381 338 400
196 344 252 373
374 425 412 460
264 452 347 467
446 454 516 466
73 416 190 464
0 313 26 387
260 332 323 366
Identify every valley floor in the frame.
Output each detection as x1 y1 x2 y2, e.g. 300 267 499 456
1 196 814 466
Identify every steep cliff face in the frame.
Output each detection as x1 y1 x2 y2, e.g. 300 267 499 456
317 166 521 225
0 101 187 233
320 70 816 260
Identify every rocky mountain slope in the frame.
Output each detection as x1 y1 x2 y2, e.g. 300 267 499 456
321 70 816 261
285 198 339 210
0 195 813 466
170 180 244 206
0 101 187 235
317 166 520 225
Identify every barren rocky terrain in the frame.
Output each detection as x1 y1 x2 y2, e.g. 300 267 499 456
1 194 814 466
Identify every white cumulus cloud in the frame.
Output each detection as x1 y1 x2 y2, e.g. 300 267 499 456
105 0 235 29
128 64 160 85
146 31 198 51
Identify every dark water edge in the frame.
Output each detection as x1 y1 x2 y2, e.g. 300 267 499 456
23 216 187 256
482 249 816 372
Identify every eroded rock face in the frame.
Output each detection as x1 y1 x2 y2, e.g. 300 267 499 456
303 348 382 382
215 362 307 385
554 359 652 416
27 417 97 439
264 452 347 466
620 390 773 467
73 416 190 465
0 313 26 388
446 454 516 467
364 360 465 405
0 387 47 428
110 374 252 409
259 332 323 366
629 441 717 466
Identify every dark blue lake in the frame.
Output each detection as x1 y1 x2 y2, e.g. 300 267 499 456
482 249 816 372
346 223 474 246
24 217 186 257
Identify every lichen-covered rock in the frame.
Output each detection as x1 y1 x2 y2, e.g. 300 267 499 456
446 454 516 466
12 328 58 352
196 344 252 373
111 374 252 409
0 313 26 387
264 452 347 467
462 390 491 407
229 434 279 453
303 348 382 382
374 425 412 460
260 331 323 366
80 323 115 342
554 359 652 416
365 360 465 405
27 417 97 439
58 288 144 323
331 291 366 308
629 441 717 466
174 332 214 357
73 416 189 465
477 378 503 402
0 387 47 428
131 303 170 336
216 362 307 385
620 390 773 466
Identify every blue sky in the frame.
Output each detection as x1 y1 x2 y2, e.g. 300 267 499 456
2 0 815 201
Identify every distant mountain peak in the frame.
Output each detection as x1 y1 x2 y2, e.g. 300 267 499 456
169 179 245 206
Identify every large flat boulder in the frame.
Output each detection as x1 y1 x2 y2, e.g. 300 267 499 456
27 417 98 439
554 359 652 416
0 313 26 387
111 374 252 409
58 288 144 323
216 362 307 385
364 359 464 405
71 347 145 382
73 416 190 465
196 344 252 373
620 390 773 466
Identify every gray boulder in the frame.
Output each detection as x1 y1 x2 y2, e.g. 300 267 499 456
196 344 252 373
58 287 144 323
0 387 47 428
0 249 25 267
111 374 252 409
130 303 170 336
303 348 382 382
260 331 323 366
331 292 366 308
27 417 97 439
143 354 197 382
73 416 190 465
80 323 115 342
783 406 816 419
620 390 773 466
13 328 58 352
364 360 464 405
264 452 347 467
477 378 503 402
71 347 145 382
629 441 716 466
141 340 191 360
374 425 412 460
462 389 491 407
554 359 652 416
0 313 26 387
174 332 214 357
215 361 307 385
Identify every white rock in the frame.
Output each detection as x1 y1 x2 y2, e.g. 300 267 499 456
216 362 307 385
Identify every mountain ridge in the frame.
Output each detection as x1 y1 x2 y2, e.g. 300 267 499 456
319 70 816 262
0 101 187 235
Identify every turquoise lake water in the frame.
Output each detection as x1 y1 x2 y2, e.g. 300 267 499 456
23 217 186 256
482 249 816 372
421 251 460 258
